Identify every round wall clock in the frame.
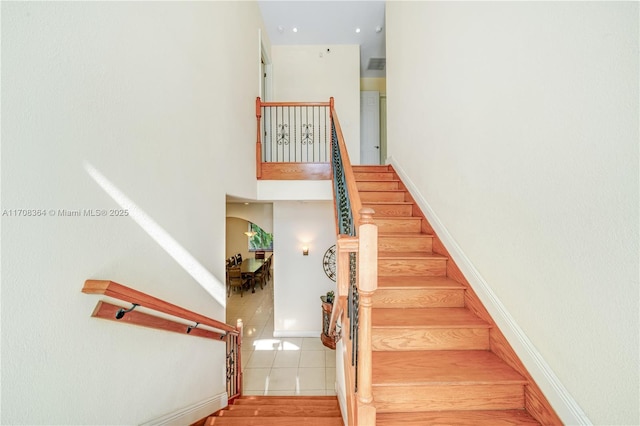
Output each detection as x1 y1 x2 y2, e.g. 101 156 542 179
322 245 337 281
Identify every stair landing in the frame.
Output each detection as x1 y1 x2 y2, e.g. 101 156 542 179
205 396 343 426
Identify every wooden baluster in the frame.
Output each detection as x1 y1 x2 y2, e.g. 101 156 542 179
256 97 262 179
236 319 243 398
357 208 377 425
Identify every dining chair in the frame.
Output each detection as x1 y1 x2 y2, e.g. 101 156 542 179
228 266 249 297
236 253 243 264
264 256 272 282
253 264 266 290
255 251 265 259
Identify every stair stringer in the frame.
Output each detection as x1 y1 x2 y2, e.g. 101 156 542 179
387 157 584 425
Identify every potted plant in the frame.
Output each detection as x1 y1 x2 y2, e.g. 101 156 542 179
325 291 334 304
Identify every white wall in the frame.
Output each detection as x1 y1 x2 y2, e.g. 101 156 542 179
387 2 638 425
2 2 266 424
226 202 274 233
271 45 361 164
272 201 337 336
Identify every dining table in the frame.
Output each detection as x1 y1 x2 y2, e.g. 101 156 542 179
239 258 266 293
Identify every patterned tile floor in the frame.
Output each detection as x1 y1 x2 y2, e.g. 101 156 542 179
226 278 336 395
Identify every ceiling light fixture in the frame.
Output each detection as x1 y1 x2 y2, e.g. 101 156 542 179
277 25 284 33
375 26 383 33
244 231 257 237
355 28 361 33
292 27 298 33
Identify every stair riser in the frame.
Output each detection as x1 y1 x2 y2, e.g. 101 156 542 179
373 288 464 308
364 203 413 217
375 219 422 233
354 172 396 180
373 384 526 412
220 408 341 417
233 399 338 406
352 165 391 173
372 328 490 351
378 236 433 252
360 191 406 202
356 181 399 191
379 259 447 276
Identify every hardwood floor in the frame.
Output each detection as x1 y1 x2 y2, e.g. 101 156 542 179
352 165 555 425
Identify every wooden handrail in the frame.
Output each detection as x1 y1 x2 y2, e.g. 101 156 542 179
92 301 227 340
82 279 237 334
260 101 331 107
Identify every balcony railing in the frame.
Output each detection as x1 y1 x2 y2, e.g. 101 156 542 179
255 98 332 180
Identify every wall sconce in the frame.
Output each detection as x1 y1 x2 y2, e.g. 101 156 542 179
302 246 309 256
244 231 257 237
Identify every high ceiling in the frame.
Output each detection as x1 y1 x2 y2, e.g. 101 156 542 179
257 1 386 78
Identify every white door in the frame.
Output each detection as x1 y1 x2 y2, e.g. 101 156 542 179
360 91 380 165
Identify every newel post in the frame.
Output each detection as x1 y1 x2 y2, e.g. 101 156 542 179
357 208 377 425
255 97 262 179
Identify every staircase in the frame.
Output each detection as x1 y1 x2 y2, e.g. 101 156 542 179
205 396 344 425
353 165 541 425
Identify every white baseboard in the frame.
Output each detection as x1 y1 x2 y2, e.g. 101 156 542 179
273 330 321 338
139 392 227 426
387 156 590 425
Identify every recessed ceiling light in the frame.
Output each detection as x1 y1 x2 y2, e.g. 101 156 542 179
375 26 383 33
277 25 284 33
292 27 298 33
355 28 361 33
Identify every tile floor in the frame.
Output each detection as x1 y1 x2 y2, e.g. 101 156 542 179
226 277 337 396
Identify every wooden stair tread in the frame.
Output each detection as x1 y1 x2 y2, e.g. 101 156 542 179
375 216 420 220
379 232 434 238
233 397 338 406
363 201 413 205
372 307 490 328
352 165 392 171
377 410 540 425
378 276 464 289
222 405 341 417
372 351 527 385
379 251 447 259
353 173 397 180
207 417 343 425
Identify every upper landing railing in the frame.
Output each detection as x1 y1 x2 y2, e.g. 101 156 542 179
255 97 332 180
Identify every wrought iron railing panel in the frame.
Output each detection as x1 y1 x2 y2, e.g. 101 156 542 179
331 125 355 237
349 251 359 392
331 115 359 394
261 105 330 163
226 333 240 398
